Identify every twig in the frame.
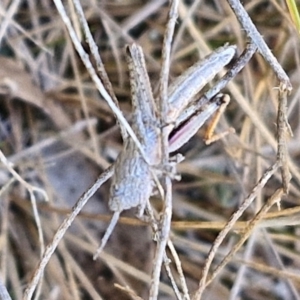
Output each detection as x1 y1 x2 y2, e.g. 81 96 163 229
149 0 179 299
168 240 190 300
23 166 113 300
52 0 150 164
227 0 292 89
0 151 47 255
206 188 284 287
277 83 293 193
71 0 127 141
194 162 280 300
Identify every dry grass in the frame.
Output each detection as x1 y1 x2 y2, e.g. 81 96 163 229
1 0 300 299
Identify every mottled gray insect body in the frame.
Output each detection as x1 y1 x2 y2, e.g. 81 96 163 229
94 43 236 258
109 143 153 213
109 44 161 214
167 45 236 124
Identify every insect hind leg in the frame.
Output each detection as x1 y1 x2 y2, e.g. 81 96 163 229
204 94 235 145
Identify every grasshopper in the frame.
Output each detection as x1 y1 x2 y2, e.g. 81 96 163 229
94 43 236 258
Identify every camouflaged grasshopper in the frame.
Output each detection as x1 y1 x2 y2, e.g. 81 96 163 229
93 43 236 258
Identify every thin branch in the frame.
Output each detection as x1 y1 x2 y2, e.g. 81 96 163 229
23 166 114 300
227 0 292 89
149 0 179 299
52 0 150 165
194 162 280 300
277 83 292 193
